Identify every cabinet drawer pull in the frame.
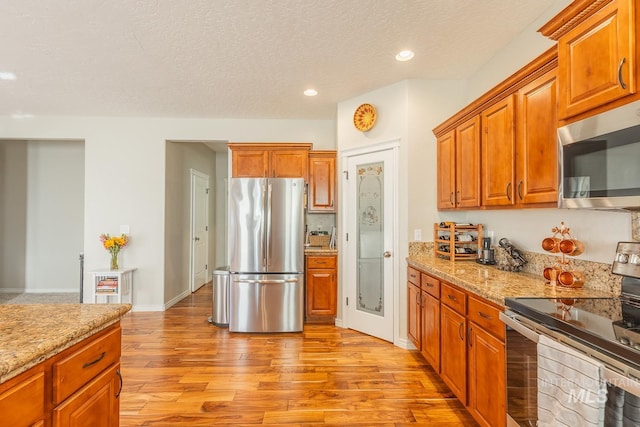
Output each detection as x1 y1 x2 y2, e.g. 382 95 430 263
447 294 457 302
618 57 627 90
116 369 123 398
506 182 512 201
458 322 464 341
425 283 434 288
478 311 492 320
82 351 106 369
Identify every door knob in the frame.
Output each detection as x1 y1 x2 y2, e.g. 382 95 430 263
383 251 392 258
194 237 200 241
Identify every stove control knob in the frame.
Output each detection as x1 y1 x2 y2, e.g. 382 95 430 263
630 253 640 265
619 336 631 346
634 342 640 351
616 253 629 263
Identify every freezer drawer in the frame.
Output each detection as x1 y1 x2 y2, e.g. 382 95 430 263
229 273 304 333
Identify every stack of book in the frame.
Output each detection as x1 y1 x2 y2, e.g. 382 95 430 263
96 278 118 294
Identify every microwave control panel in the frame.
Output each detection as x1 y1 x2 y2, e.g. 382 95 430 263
613 241 640 278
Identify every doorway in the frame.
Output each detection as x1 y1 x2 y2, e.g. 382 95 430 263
190 169 209 293
342 141 398 342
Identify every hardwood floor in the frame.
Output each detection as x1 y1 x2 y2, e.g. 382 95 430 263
119 284 478 426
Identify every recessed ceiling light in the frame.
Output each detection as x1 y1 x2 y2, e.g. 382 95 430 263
0 71 17 80
304 89 318 97
395 50 415 61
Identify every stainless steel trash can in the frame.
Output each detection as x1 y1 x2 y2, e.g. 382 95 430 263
210 266 229 327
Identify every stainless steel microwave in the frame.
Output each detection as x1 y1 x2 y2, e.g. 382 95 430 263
558 100 640 210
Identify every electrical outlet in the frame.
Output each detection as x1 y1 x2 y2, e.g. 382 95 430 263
414 229 422 241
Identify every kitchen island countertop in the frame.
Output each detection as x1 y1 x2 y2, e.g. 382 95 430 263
407 254 615 307
0 303 131 383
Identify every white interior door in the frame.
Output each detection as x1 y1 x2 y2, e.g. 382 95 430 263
190 169 209 292
343 146 396 342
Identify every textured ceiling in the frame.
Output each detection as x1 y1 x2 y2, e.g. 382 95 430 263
0 0 558 120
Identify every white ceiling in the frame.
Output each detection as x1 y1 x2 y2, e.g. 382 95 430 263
0 0 558 120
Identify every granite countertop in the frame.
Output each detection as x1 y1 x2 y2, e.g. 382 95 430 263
305 247 338 255
407 254 615 307
0 303 131 383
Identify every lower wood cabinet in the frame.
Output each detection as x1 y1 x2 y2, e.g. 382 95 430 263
0 367 46 427
53 363 121 427
305 254 337 324
407 265 506 427
0 323 123 427
440 292 467 405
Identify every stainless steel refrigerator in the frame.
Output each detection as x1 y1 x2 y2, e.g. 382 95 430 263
228 177 305 332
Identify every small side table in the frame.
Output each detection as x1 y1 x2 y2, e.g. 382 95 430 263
91 268 136 304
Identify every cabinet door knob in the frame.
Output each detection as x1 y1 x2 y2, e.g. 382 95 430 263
383 251 392 258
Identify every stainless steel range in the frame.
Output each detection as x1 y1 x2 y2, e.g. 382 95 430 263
501 241 640 427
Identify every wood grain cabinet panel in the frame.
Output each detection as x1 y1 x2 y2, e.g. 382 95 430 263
0 368 45 427
516 68 558 205
455 116 481 209
271 150 309 179
308 151 336 212
407 281 421 350
556 0 636 119
468 324 506 427
481 96 516 207
437 130 456 209
231 149 270 177
305 255 337 323
440 304 467 405
53 364 120 427
420 290 440 373
228 143 312 180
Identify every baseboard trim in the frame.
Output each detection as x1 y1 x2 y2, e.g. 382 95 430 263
164 289 191 311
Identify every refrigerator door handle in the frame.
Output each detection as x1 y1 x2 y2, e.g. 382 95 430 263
265 182 273 269
261 182 268 268
233 278 299 284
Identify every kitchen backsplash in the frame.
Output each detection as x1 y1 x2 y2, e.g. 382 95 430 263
306 213 336 234
408 241 622 295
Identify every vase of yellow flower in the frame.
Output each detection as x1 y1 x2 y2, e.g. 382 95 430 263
99 233 129 271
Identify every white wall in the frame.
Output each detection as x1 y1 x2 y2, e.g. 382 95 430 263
26 140 84 292
0 141 27 291
0 116 335 310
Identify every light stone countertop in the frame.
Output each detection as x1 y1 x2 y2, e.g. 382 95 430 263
0 303 131 383
305 247 338 255
407 254 615 307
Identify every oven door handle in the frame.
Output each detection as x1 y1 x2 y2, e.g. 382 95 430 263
499 311 539 343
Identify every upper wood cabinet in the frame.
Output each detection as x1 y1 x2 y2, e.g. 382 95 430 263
434 47 558 210
437 117 481 209
228 143 312 180
481 95 515 207
516 69 558 205
436 130 456 209
540 0 636 120
308 151 336 213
